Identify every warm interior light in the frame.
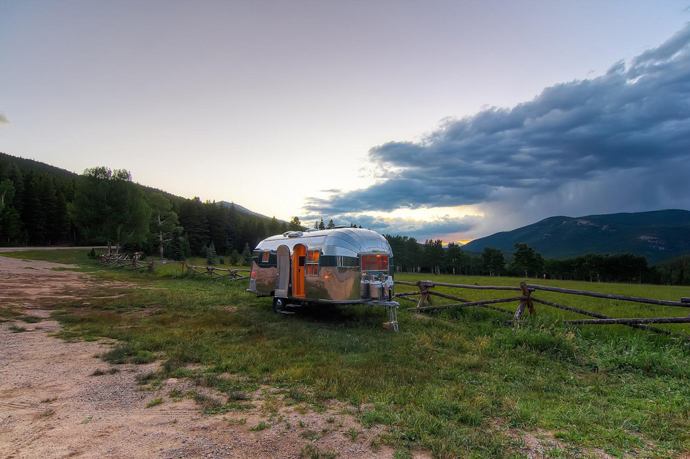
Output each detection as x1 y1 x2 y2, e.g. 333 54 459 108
362 254 388 271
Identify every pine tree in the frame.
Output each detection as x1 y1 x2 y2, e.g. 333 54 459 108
318 218 325 230
168 228 186 261
206 241 217 265
241 243 252 266
289 216 302 231
0 179 13 211
178 197 209 255
327 219 335 229
22 173 46 244
42 178 59 244
7 163 24 213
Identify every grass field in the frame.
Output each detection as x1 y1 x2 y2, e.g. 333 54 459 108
4 248 690 457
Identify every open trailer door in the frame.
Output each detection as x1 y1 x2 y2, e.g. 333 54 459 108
292 244 306 297
275 245 290 298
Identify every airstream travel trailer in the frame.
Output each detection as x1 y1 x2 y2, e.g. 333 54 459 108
247 228 399 330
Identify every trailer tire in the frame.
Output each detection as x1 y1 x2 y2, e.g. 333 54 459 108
272 297 285 313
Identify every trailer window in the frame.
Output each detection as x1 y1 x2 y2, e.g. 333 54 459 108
306 250 319 276
361 254 388 272
337 256 359 268
261 251 270 263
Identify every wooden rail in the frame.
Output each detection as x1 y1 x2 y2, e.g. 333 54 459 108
98 253 249 280
184 263 250 280
526 284 690 308
394 279 690 338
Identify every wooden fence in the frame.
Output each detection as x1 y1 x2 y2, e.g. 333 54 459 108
99 252 154 272
395 280 690 337
98 253 250 280
182 262 250 280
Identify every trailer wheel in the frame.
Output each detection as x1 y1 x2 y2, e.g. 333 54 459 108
272 297 285 313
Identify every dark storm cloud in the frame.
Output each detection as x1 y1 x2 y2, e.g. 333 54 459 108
298 212 478 240
342 214 478 239
306 25 690 234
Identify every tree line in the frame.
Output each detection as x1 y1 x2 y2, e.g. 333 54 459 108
384 235 690 285
0 154 302 261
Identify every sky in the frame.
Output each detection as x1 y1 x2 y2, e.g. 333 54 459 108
1 1 689 243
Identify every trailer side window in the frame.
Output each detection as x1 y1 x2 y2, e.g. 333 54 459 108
261 251 270 263
306 250 319 276
361 254 389 272
337 256 359 268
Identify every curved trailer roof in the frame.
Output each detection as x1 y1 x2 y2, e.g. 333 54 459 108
254 228 392 258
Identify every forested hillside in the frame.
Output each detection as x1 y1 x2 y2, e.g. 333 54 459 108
0 152 300 258
463 210 690 264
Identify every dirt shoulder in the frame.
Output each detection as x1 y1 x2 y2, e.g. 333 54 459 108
0 256 401 458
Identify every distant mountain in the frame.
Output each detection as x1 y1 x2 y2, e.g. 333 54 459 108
463 210 690 264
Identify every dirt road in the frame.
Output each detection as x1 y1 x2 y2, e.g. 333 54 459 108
0 256 400 458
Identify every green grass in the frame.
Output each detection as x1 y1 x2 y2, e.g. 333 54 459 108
0 248 95 265
2 250 690 457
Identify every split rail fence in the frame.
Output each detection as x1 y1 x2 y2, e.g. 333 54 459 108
182 262 250 280
97 252 690 337
395 280 690 337
98 253 250 281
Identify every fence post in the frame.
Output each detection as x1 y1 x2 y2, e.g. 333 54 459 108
513 281 534 325
416 281 434 310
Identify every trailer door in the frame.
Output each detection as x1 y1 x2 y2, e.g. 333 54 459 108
292 244 306 297
276 245 290 298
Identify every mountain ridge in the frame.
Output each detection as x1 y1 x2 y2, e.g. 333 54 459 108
463 209 690 263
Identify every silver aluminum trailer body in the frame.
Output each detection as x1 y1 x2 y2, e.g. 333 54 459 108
248 227 394 303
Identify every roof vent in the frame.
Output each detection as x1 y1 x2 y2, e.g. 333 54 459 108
283 231 303 238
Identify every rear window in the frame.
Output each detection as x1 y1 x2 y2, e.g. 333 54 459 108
361 254 389 272
253 250 276 267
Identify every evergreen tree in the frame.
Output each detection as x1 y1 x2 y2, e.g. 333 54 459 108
71 167 150 250
7 163 24 213
168 227 186 261
206 241 217 265
178 197 209 255
229 249 241 266
268 216 282 235
241 243 252 265
288 216 302 230
22 173 46 244
481 247 505 276
445 243 465 275
0 179 22 243
510 243 544 278
0 179 13 211
327 218 335 229
318 218 325 230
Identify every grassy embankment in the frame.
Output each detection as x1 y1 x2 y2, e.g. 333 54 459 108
3 248 690 457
